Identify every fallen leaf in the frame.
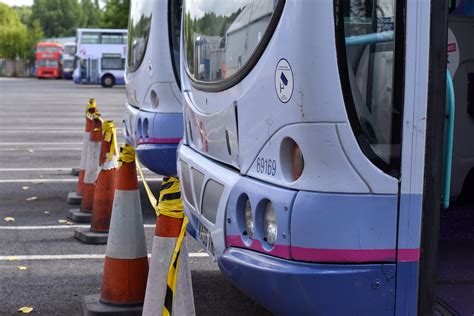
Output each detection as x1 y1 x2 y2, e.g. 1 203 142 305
7 256 18 261
43 211 50 215
58 219 67 224
18 306 33 313
65 220 74 225
3 217 15 222
28 149 34 153
22 186 29 190
17 266 27 271
25 197 37 201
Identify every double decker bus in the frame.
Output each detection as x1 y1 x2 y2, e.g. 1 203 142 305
35 42 63 79
124 0 183 176
177 0 474 314
62 42 76 79
73 28 127 88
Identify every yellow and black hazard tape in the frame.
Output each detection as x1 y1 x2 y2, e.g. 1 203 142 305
163 214 188 316
118 143 135 168
85 98 96 115
136 155 189 315
102 120 119 160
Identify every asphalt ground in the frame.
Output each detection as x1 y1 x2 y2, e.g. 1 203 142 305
0 78 270 315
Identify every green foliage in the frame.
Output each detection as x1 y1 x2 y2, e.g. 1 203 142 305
102 0 130 29
32 0 82 37
0 3 29 59
13 5 32 27
80 0 102 29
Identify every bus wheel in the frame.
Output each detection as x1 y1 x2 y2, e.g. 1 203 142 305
101 75 115 88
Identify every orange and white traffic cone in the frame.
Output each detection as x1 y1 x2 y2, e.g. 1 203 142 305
67 98 96 205
75 121 118 244
142 177 195 316
68 113 102 223
83 144 148 315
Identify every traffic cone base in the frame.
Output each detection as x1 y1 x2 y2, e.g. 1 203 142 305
67 191 82 205
74 227 108 244
67 208 92 223
71 167 80 176
82 294 142 316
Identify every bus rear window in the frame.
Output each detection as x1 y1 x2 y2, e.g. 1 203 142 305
184 0 282 87
127 0 153 71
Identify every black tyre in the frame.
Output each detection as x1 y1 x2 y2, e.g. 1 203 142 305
101 75 115 88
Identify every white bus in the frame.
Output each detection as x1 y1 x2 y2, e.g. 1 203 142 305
177 0 474 314
73 28 127 88
124 0 183 176
63 42 76 79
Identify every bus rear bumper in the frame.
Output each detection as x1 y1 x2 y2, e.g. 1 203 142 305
124 102 183 176
218 247 396 315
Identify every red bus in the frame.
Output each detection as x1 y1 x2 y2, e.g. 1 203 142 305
35 42 63 79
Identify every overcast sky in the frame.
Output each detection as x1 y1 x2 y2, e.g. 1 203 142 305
0 0 33 6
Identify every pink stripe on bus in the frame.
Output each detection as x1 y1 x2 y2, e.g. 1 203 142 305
227 236 420 263
137 137 182 145
397 248 420 262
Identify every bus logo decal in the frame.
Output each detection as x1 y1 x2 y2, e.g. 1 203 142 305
275 58 294 103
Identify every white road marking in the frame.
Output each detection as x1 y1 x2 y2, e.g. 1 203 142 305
0 130 124 134
0 142 83 146
0 178 162 183
0 168 77 172
0 148 82 151
0 224 156 230
0 131 84 134
0 167 150 172
0 253 209 261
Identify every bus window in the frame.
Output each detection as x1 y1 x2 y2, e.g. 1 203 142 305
169 0 183 84
37 59 58 68
184 0 281 85
101 54 125 70
81 32 101 44
101 33 127 45
37 46 59 53
127 0 153 70
337 0 403 175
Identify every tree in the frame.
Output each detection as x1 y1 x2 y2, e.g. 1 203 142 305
101 0 130 29
31 0 82 37
80 0 102 28
0 3 29 59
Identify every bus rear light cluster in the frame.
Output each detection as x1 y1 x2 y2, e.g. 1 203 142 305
236 195 278 250
291 142 304 180
280 137 305 182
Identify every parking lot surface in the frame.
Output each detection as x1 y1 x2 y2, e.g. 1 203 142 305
0 78 270 315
